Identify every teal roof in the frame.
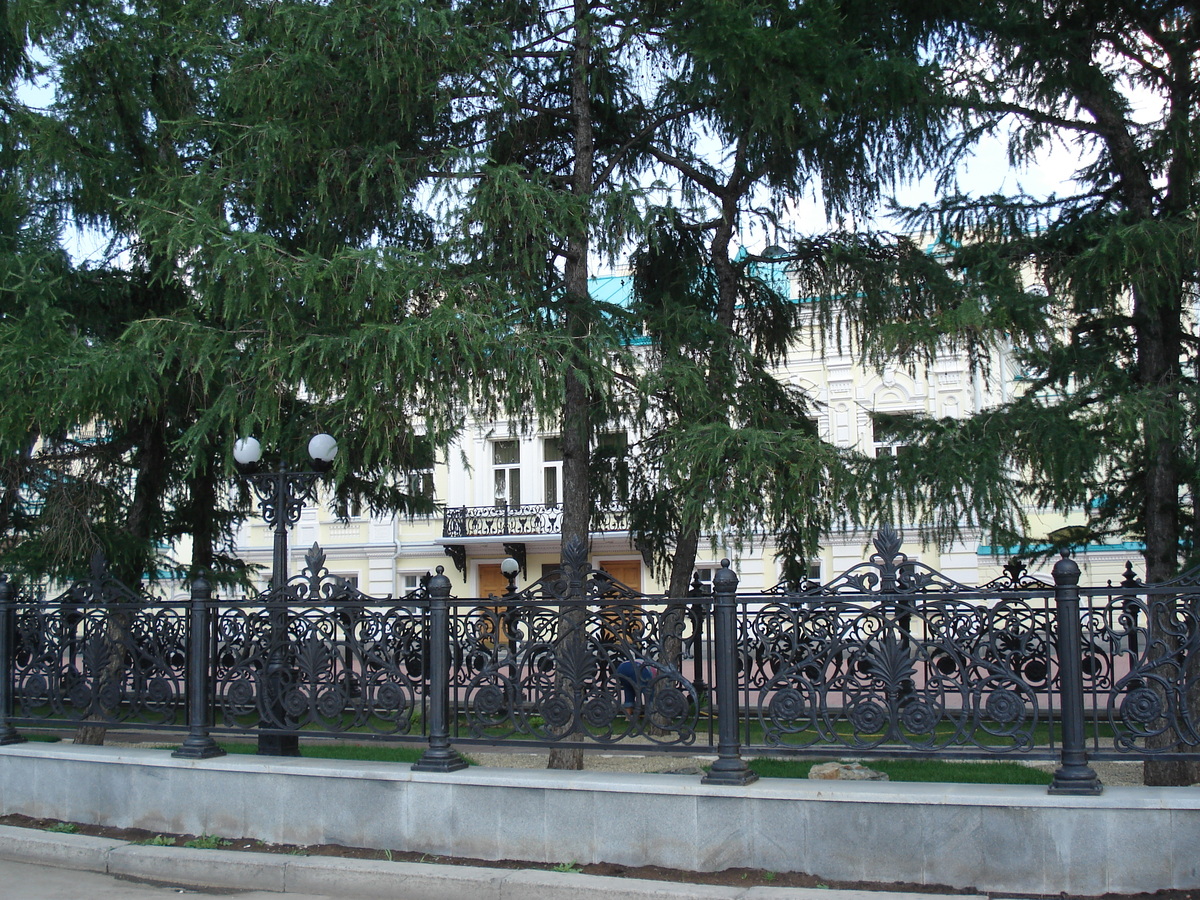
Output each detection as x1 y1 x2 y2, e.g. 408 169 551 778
590 274 634 307
978 541 1146 556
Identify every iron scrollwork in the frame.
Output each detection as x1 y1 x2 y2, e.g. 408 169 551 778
749 527 1054 755
453 541 699 746
215 543 427 738
12 553 187 729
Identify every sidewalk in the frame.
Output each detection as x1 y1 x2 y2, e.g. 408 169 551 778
0 824 987 900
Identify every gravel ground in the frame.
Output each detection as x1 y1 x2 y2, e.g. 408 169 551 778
468 749 1150 785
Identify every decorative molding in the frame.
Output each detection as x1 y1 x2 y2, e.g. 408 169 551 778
502 542 527 578
443 544 467 577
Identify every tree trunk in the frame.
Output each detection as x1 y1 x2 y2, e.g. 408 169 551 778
547 0 593 772
73 416 170 746
1135 285 1197 785
658 526 700 674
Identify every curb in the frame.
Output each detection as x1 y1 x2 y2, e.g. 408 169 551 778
0 825 984 900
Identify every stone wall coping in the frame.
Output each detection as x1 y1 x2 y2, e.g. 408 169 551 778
4 742 1196 812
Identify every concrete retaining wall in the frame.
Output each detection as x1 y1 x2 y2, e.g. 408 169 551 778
1 743 1196 896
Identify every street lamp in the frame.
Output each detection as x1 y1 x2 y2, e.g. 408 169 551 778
499 556 521 658
500 556 521 595
233 432 338 756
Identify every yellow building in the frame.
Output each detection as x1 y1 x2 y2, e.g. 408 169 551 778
231 265 1138 598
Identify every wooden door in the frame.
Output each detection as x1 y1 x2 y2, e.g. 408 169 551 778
476 563 510 648
597 559 643 645
598 559 641 591
478 563 508 598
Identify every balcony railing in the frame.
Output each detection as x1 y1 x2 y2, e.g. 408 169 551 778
442 503 627 539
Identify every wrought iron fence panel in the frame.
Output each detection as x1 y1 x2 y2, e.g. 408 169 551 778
449 597 699 746
1082 568 1200 756
13 598 187 729
738 592 1057 755
213 600 431 738
212 546 430 739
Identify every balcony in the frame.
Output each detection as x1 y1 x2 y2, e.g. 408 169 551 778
442 503 627 539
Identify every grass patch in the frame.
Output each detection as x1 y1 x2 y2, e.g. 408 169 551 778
134 834 174 846
747 757 1053 785
183 835 230 850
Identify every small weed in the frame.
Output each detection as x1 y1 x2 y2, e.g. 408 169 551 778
135 834 173 846
46 822 78 834
763 871 777 882
383 849 393 862
286 848 309 856
816 884 829 890
550 861 582 874
183 834 229 850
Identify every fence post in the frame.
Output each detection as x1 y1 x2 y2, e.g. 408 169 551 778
702 559 757 786
173 575 225 759
0 575 24 745
414 566 467 772
1049 552 1102 795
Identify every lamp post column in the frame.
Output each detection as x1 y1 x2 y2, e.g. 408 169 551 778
234 435 337 757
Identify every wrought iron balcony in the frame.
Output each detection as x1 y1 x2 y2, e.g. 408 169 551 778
442 502 627 539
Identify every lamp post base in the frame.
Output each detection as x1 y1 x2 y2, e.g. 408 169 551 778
1048 765 1103 795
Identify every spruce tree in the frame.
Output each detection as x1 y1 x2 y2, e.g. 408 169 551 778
625 0 946 597
790 1 1200 784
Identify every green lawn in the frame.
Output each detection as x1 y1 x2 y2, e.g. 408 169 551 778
747 756 1053 784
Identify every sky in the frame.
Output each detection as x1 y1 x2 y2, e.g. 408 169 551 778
21 59 1095 270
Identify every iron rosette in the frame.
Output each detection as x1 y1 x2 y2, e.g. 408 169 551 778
1106 590 1200 753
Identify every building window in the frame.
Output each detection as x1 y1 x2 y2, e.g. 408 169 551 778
335 574 360 591
398 572 424 594
543 436 562 507
397 571 426 611
871 419 911 459
335 495 363 519
407 469 435 514
493 439 520 506
595 431 629 504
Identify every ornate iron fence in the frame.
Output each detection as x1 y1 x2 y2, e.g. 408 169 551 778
5 553 188 733
4 527 1200 793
